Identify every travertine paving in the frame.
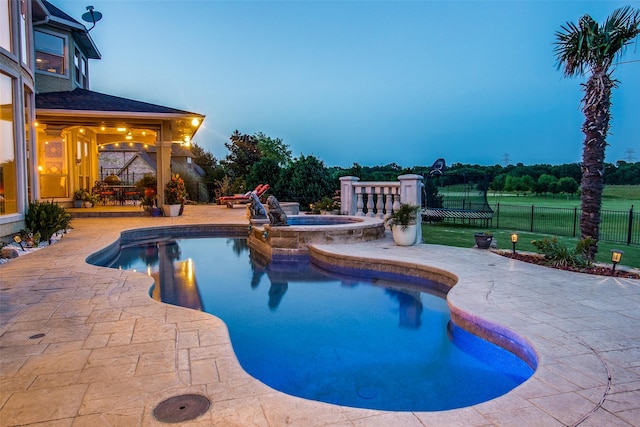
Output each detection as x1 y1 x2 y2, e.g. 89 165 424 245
1 205 639 426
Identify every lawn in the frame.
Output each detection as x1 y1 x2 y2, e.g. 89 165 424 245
421 222 640 269
487 185 639 211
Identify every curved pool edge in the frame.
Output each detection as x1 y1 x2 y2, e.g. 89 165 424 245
308 243 539 371
85 223 249 266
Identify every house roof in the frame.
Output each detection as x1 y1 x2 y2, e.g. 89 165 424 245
38 0 101 59
36 88 202 116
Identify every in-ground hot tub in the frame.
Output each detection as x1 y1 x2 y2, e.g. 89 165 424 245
248 215 385 261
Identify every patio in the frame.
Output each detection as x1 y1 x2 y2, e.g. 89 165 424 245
0 205 639 426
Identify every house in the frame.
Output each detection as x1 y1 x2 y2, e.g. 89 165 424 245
0 0 205 238
97 141 204 186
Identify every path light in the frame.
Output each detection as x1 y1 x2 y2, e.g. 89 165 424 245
510 232 518 255
610 249 624 274
13 235 24 251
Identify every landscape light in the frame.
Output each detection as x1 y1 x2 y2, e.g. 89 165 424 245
610 249 624 274
13 235 24 251
510 233 518 255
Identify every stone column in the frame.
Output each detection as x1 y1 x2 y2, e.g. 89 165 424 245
398 174 424 244
339 176 359 215
156 140 173 206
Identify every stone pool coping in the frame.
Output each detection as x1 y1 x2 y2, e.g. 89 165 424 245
1 205 639 426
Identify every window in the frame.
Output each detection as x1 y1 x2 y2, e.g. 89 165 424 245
74 48 88 88
0 73 18 214
0 0 11 52
35 30 65 75
24 86 33 201
19 0 29 65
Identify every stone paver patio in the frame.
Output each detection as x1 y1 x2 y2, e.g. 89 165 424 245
1 205 639 426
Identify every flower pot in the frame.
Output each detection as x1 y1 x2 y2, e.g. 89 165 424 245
83 201 93 208
474 233 493 249
391 224 417 246
162 204 182 217
73 200 83 208
151 207 162 217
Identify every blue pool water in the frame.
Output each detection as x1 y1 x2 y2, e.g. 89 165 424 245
98 236 533 411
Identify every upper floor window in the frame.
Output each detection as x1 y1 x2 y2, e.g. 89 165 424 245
35 30 65 75
74 48 87 88
19 0 29 65
0 0 11 52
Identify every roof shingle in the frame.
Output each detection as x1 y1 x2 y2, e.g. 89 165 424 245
36 88 202 116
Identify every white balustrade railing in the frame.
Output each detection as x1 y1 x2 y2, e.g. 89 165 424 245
339 174 424 243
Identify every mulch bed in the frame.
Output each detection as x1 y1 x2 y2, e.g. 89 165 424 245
495 251 640 279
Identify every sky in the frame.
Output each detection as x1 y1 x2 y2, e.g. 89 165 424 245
54 0 640 168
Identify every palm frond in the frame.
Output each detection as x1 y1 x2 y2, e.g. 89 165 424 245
554 7 640 77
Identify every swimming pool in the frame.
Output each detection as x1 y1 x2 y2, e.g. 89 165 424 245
94 235 533 411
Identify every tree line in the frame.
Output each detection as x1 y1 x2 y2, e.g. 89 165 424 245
190 129 639 208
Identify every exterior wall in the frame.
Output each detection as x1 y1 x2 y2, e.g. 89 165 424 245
0 0 35 239
33 25 85 94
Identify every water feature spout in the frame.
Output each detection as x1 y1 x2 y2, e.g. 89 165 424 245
248 193 268 220
266 196 288 226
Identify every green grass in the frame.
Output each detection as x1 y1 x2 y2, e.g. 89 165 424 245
422 222 640 269
487 185 639 211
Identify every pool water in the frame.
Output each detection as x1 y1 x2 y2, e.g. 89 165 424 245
100 236 533 411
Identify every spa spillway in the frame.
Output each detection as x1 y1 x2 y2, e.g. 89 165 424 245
248 215 385 261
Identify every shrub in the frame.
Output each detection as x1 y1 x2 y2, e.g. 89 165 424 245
164 174 188 205
531 237 591 268
25 201 72 244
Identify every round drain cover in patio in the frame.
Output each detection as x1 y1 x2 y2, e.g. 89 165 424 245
153 394 210 423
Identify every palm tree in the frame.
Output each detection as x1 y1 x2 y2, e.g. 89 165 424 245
554 6 640 260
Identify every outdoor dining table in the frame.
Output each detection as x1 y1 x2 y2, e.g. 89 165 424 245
105 185 138 205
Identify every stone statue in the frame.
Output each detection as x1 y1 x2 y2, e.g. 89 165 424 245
267 195 288 226
248 192 268 219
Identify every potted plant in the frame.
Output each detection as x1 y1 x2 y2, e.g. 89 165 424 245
83 191 98 208
72 189 88 208
313 197 340 215
136 173 157 200
474 232 493 249
384 203 420 246
163 173 187 217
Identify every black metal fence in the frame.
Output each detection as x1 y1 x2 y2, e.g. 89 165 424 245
492 203 638 245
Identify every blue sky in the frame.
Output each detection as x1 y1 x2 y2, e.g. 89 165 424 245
56 0 639 167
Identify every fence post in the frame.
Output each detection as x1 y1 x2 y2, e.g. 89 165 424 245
628 205 634 245
530 205 534 232
339 176 359 215
573 207 578 237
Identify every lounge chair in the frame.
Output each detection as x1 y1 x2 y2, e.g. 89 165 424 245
218 184 270 208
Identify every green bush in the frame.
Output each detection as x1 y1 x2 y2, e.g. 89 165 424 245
25 201 72 244
531 237 591 268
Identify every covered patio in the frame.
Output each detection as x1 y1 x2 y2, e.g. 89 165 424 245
35 88 205 207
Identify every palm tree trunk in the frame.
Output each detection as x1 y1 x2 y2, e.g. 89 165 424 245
579 69 613 260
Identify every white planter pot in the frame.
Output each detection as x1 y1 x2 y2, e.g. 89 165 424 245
391 224 417 246
162 204 182 217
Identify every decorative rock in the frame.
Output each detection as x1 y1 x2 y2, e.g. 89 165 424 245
2 246 20 259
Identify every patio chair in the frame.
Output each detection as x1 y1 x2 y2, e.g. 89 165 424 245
219 184 270 208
